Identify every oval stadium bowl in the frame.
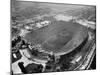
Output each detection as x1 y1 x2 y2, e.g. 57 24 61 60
25 21 88 56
